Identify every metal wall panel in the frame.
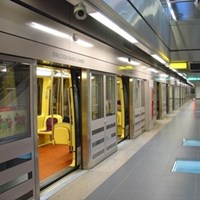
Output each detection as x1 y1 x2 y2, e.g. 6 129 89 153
170 21 200 61
195 83 200 99
174 86 180 109
103 0 170 58
130 0 169 45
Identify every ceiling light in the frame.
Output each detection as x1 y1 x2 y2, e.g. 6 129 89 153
30 22 69 39
37 67 52 76
118 57 140 65
0 65 7 72
147 68 158 73
76 39 93 47
160 73 168 77
55 72 70 78
171 68 177 72
151 54 166 64
89 12 138 44
30 22 93 47
166 0 177 21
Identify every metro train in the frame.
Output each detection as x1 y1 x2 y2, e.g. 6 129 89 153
0 1 192 199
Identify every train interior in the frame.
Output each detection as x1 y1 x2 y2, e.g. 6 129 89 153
36 64 79 188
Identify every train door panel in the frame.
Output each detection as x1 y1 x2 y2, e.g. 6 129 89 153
156 82 160 119
157 82 167 119
0 55 39 199
88 72 117 168
90 73 105 166
153 81 157 122
172 85 175 110
105 75 117 157
174 86 180 109
145 80 156 131
166 84 169 114
132 79 146 138
167 84 173 114
36 66 81 189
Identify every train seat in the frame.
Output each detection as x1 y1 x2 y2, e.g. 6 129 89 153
54 122 70 145
117 111 122 126
38 114 62 135
37 115 45 130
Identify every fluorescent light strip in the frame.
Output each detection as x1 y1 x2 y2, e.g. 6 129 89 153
151 54 166 64
30 22 93 47
118 57 140 65
171 68 177 72
147 68 158 73
30 22 69 39
37 67 52 76
0 65 7 72
55 72 70 78
166 0 177 21
89 12 138 44
160 73 168 78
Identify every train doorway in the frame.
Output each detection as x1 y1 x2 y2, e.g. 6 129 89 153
36 64 81 189
117 76 129 142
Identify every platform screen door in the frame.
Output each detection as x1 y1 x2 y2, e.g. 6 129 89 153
0 55 38 200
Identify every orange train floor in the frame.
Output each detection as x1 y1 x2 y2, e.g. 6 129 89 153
38 144 73 181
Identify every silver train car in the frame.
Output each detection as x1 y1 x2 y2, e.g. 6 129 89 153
0 1 192 199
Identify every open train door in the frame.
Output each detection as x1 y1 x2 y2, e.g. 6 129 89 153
117 76 130 142
36 65 81 190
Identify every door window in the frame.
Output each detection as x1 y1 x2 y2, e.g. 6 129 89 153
0 61 30 144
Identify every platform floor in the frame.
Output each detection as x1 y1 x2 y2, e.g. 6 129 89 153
47 100 200 200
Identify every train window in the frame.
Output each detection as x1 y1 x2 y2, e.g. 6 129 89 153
0 60 30 144
91 73 104 120
106 76 115 116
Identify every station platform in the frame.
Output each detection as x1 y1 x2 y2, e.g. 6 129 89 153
46 100 200 200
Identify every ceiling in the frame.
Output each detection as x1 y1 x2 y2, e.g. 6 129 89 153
166 0 200 82
169 0 200 21
69 0 200 83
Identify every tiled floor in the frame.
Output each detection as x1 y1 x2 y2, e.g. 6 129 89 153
46 100 200 200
